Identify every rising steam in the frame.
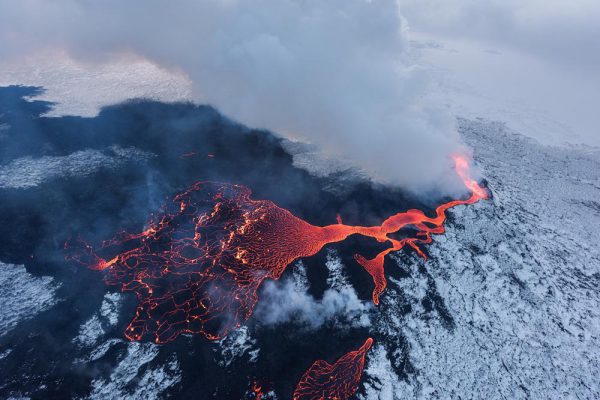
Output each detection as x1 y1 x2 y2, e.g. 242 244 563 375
0 0 465 191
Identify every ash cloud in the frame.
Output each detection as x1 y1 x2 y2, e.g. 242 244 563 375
0 0 466 192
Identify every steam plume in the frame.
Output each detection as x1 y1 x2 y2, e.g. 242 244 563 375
0 0 465 191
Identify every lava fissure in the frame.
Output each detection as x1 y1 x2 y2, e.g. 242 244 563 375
66 155 487 343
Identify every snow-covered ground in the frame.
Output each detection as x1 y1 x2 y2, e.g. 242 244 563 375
0 147 154 189
0 262 61 336
74 292 123 350
361 119 600 399
0 52 192 117
88 342 181 400
411 33 600 149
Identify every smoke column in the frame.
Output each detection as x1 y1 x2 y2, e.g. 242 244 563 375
0 0 466 192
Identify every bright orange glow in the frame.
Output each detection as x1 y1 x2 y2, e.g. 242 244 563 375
65 155 487 343
293 338 373 400
251 381 265 400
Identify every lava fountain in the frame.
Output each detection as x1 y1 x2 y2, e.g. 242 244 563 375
66 155 487 343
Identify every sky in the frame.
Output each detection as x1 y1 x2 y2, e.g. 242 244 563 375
0 0 598 191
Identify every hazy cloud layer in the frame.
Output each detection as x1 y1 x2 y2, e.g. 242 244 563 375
0 0 466 192
397 0 600 147
398 0 600 71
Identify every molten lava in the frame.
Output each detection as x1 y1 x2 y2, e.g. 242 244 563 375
66 155 487 343
293 338 373 400
250 381 265 400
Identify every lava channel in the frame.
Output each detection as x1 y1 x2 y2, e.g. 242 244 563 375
66 155 487 343
294 338 373 400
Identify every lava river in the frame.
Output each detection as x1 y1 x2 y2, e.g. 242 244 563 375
66 155 487 345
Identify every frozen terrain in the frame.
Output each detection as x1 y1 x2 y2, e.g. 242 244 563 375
360 118 600 399
0 262 61 336
0 53 192 117
0 147 154 189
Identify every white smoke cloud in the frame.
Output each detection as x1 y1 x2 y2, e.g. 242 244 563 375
254 260 372 329
0 0 465 192
255 280 372 329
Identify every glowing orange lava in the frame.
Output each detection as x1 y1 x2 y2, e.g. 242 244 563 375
293 338 373 400
250 381 265 400
66 155 487 343
179 151 199 159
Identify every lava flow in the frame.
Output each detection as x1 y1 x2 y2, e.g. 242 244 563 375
293 338 373 400
66 155 487 343
250 381 265 400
